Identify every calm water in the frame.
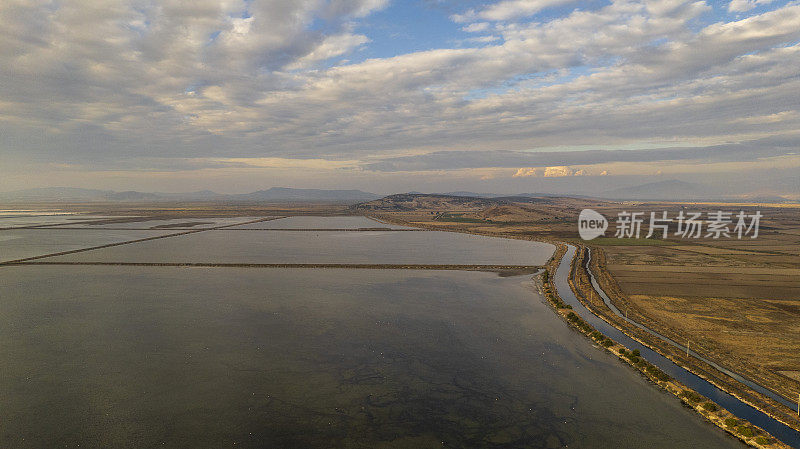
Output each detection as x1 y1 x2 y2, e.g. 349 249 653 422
0 266 741 449
76 217 267 229
0 214 117 228
0 229 178 262
42 230 555 266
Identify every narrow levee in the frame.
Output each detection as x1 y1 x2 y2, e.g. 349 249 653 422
555 244 800 448
583 248 798 411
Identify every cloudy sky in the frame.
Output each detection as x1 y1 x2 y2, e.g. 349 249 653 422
1 0 798 196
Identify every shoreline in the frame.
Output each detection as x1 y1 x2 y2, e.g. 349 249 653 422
571 244 800 433
540 244 791 449
366 213 798 448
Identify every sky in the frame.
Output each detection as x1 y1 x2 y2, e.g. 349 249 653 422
1 0 799 197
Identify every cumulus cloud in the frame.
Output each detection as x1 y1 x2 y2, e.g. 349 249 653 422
513 166 590 177
452 0 577 22
462 22 490 32
728 0 774 12
513 167 542 177
285 32 370 69
361 139 800 172
1 0 799 191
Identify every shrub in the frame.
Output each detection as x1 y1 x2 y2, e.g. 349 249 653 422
737 426 755 438
618 348 627 356
680 390 704 403
602 338 614 347
755 436 773 445
642 364 671 382
702 402 718 412
622 351 642 365
724 418 740 428
655 370 671 382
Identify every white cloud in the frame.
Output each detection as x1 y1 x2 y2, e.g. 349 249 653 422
476 0 578 22
513 167 542 177
452 0 590 23
285 32 370 69
461 35 501 44
513 166 590 177
728 0 774 12
462 22 490 32
544 166 576 177
0 0 799 191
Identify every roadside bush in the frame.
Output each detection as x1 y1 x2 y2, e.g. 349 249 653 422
724 418 740 428
618 348 627 356
755 436 773 445
680 390 704 404
737 426 755 438
601 338 614 347
566 312 593 332
622 350 641 364
643 364 671 382
702 402 718 412
655 370 671 382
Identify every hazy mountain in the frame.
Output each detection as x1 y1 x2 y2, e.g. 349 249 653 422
0 187 379 204
602 180 714 200
228 187 379 202
0 187 115 202
105 191 163 201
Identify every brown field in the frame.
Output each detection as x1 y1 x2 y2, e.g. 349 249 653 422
625 293 800 385
587 203 800 405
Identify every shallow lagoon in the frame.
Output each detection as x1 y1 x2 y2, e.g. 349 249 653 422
0 266 741 449
44 230 555 266
73 216 267 229
0 214 117 229
0 228 178 262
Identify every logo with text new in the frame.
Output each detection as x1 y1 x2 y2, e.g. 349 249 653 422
578 209 608 241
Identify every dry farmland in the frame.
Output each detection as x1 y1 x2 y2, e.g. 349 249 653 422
594 203 800 402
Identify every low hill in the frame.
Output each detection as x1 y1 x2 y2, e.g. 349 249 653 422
353 193 501 211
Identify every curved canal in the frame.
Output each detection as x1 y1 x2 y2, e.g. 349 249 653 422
554 244 800 448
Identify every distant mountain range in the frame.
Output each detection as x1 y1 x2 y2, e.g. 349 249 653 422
422 180 795 202
600 179 796 202
2 181 795 204
0 187 380 204
601 180 712 201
